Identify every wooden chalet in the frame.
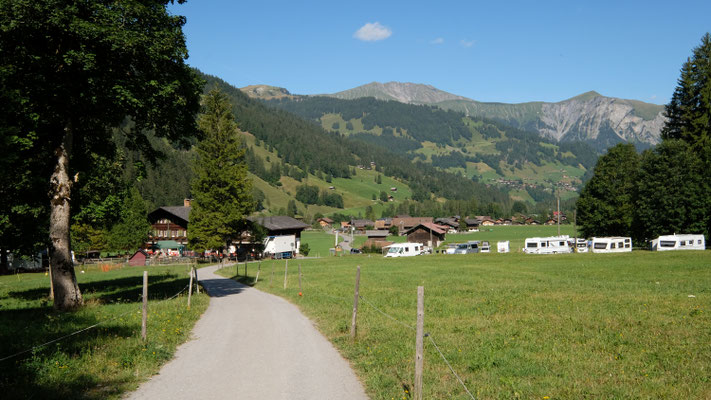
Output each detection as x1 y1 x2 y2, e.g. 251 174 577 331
366 230 389 241
405 223 447 248
391 216 434 235
147 199 191 251
317 217 334 228
350 219 375 232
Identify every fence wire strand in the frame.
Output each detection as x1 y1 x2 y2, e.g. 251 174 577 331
0 281 191 363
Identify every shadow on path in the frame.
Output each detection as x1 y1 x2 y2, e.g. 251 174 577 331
200 278 246 298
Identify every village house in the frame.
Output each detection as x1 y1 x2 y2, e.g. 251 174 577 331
366 230 389 241
146 199 191 255
463 218 480 232
405 223 447 248
247 216 310 255
434 217 459 233
374 218 392 231
316 217 334 228
391 216 434 235
350 219 375 232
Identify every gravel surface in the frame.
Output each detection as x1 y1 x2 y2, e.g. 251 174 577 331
125 264 368 400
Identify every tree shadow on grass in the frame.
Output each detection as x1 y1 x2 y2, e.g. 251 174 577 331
6 274 184 304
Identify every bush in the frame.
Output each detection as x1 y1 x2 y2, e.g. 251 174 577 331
300 243 310 257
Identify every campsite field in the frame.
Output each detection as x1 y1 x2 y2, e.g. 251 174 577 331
0 263 208 400
226 251 710 399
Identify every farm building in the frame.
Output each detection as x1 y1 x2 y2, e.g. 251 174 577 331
366 230 389 241
129 250 148 266
374 218 392 230
316 217 334 228
248 216 310 255
146 199 191 250
392 216 434 235
405 223 447 248
350 219 375 232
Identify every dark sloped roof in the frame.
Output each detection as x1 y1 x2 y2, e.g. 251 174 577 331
149 206 191 224
366 230 389 237
248 216 309 231
405 223 447 236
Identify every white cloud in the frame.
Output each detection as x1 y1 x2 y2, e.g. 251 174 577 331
650 94 657 101
430 37 444 45
354 22 392 42
460 39 476 48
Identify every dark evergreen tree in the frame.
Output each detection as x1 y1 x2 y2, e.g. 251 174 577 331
634 140 709 242
576 144 641 238
108 187 151 252
189 90 254 253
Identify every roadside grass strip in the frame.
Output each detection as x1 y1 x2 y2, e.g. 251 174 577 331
0 264 209 400
219 252 711 399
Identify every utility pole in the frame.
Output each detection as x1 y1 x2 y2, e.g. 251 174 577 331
556 190 561 236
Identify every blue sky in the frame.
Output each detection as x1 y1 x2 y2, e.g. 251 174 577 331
170 0 710 105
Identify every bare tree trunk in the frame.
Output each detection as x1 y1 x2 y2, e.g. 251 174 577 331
0 248 8 275
49 126 82 310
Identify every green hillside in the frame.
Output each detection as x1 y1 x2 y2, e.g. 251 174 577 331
266 95 597 200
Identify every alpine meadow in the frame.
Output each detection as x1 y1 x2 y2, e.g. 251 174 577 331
1 1 710 398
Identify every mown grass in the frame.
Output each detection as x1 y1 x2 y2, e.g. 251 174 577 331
0 263 209 400
220 252 711 399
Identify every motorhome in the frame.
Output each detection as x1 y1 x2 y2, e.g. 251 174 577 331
384 242 424 258
497 241 510 253
651 234 705 251
590 237 632 253
263 235 296 259
573 238 588 253
523 235 571 254
480 241 491 253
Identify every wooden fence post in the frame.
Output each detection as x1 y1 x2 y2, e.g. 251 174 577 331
350 266 361 340
141 271 148 341
283 260 288 289
254 262 261 284
298 263 302 292
414 286 424 400
194 267 199 294
270 261 274 287
187 267 194 310
245 262 248 279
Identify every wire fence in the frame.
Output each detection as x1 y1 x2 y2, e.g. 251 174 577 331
264 263 477 399
0 275 194 363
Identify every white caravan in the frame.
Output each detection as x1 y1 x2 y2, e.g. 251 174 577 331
263 235 297 259
573 238 589 253
651 234 705 251
480 241 491 253
524 235 571 254
384 242 424 258
497 241 510 253
590 237 632 253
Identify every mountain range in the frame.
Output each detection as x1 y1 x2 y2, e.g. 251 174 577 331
244 81 666 151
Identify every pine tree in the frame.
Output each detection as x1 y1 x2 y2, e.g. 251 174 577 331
189 90 254 253
662 33 711 152
108 187 151 252
576 144 641 238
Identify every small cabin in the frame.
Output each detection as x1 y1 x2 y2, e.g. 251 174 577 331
590 237 632 253
651 234 705 251
129 249 148 266
524 235 571 254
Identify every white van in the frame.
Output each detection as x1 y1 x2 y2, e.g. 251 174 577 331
524 235 571 254
651 234 705 251
590 237 632 253
384 242 424 257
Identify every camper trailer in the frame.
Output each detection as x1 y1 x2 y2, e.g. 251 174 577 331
262 235 297 259
590 237 632 253
480 241 491 253
651 234 705 251
497 241 510 253
574 238 589 253
384 242 424 258
523 235 571 254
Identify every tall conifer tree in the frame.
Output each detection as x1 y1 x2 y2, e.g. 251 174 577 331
188 90 254 253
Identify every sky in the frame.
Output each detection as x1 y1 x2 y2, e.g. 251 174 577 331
169 0 711 105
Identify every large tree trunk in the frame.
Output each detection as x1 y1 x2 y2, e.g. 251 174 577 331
0 248 8 275
49 126 82 310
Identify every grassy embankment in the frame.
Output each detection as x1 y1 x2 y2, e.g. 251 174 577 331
0 263 209 400
220 251 710 399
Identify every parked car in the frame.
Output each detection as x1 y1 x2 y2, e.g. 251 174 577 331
350 248 362 254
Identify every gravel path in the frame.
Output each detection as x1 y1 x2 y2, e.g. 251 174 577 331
125 264 368 400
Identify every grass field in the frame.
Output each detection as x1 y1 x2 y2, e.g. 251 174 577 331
222 251 710 399
0 263 209 400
